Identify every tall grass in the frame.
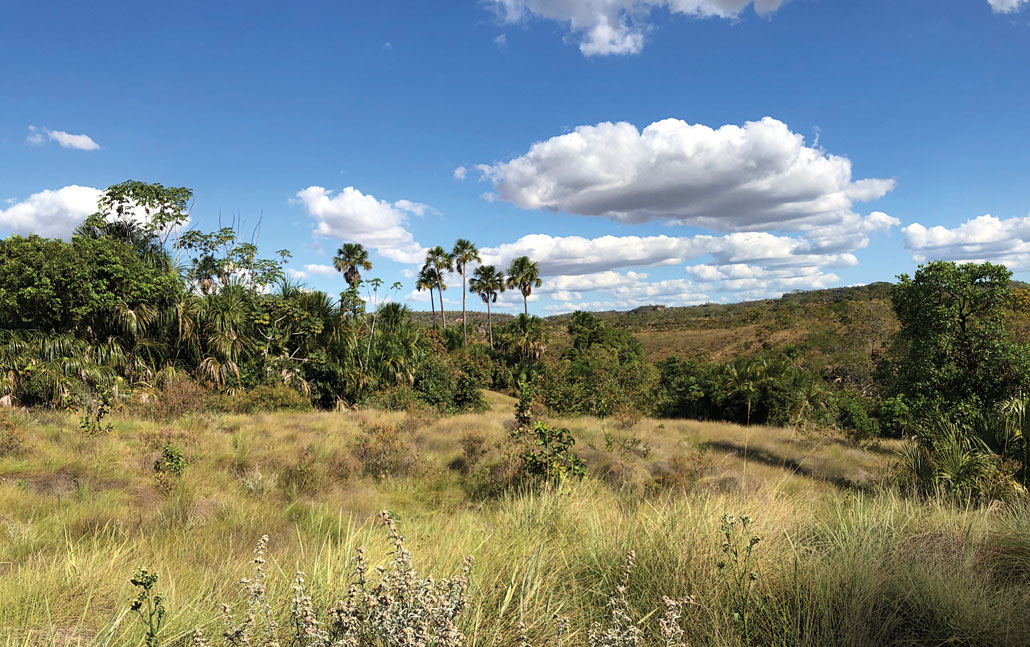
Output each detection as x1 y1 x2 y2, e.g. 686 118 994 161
0 407 1027 646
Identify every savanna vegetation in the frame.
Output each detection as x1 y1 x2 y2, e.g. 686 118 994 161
4 181 1030 646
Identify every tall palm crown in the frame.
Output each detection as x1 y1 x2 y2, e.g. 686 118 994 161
451 239 481 345
506 256 542 315
469 265 505 349
332 243 372 287
415 264 438 324
425 246 453 329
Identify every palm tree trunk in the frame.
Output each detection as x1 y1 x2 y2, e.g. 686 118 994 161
438 287 446 330
461 268 467 345
486 299 493 349
523 291 528 315
429 291 436 328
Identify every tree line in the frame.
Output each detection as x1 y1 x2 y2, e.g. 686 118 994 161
3 180 1030 500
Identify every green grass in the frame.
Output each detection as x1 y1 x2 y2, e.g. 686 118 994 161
1 399 1028 646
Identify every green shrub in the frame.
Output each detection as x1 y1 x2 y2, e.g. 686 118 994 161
515 421 586 485
366 385 421 411
834 391 880 441
154 440 186 477
413 355 455 410
233 383 311 414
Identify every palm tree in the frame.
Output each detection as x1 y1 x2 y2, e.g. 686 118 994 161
451 239 481 345
425 246 453 330
724 358 766 488
501 313 545 363
469 265 505 349
506 256 542 315
415 265 437 328
332 243 373 288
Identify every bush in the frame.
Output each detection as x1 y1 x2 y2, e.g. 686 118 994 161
413 356 454 410
834 391 880 441
351 424 415 480
366 386 421 411
280 444 324 499
154 440 187 477
233 383 311 414
515 421 586 485
459 431 489 472
150 377 209 420
0 413 24 456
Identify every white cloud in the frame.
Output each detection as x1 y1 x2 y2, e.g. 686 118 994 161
480 220 890 279
453 166 469 180
686 263 840 293
477 117 894 232
26 126 100 151
495 33 508 48
295 186 428 264
488 0 785 56
0 184 195 241
0 185 102 237
481 233 700 275
304 263 338 276
989 0 1029 13
286 268 309 279
902 213 1030 270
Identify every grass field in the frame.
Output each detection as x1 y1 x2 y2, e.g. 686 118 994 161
1 394 1028 646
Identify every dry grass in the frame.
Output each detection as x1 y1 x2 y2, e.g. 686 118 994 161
0 398 1026 647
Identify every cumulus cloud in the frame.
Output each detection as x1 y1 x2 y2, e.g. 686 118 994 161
489 0 785 55
286 268 308 279
295 186 428 264
989 0 1029 13
304 263 338 276
26 126 100 151
686 263 840 293
0 185 103 237
902 213 1030 270
477 117 894 232
479 219 890 279
481 233 700 275
0 184 196 241
453 166 469 180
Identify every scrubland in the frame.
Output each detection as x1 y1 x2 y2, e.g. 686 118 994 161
1 393 1028 647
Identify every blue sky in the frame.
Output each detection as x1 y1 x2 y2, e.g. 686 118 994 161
2 0 1029 314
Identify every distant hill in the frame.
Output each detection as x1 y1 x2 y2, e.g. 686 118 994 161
407 281 1030 396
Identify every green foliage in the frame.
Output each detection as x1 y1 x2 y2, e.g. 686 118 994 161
413 355 455 410
233 383 311 414
129 568 166 647
716 514 761 646
154 440 187 478
833 391 880 441
79 389 115 436
515 421 586 485
506 255 542 314
885 261 1030 424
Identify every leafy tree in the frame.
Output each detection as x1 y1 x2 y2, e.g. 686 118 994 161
333 243 373 288
177 227 290 295
506 256 542 315
469 265 505 349
451 239 481 346
884 261 1030 423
